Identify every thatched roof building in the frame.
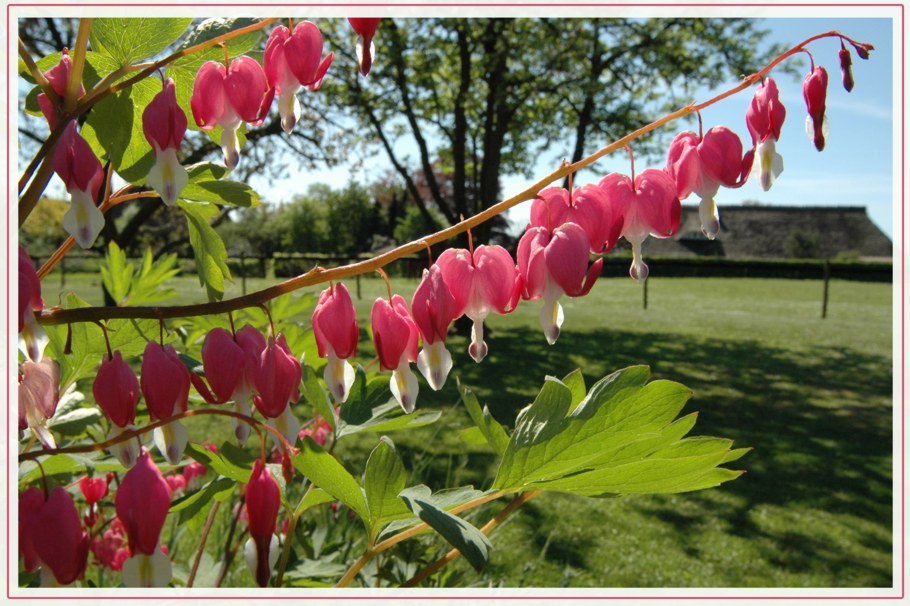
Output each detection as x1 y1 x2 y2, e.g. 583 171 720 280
641 205 892 260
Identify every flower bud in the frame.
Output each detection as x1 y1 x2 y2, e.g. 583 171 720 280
93 351 139 428
142 78 189 206
839 44 854 92
371 295 420 412
33 487 90 585
244 460 281 587
803 66 829 152
312 283 359 403
252 334 301 419
115 448 172 557
79 476 109 506
348 18 381 76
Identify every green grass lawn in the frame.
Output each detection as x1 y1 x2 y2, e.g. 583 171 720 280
44 271 894 588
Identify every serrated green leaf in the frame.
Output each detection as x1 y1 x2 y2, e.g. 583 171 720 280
399 485 493 572
181 178 260 208
81 73 160 183
363 437 411 538
301 364 336 432
90 18 192 66
179 200 232 301
126 248 180 305
292 437 368 522
100 241 134 305
459 380 509 455
170 476 236 530
493 366 746 496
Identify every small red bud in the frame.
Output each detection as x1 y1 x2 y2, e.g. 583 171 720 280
839 45 854 92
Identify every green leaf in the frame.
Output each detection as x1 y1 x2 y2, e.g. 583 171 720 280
47 407 103 437
169 476 236 530
301 364 336 433
363 437 411 538
185 442 251 483
337 401 441 438
126 248 180 305
294 487 335 517
336 366 441 437
562 369 587 414
291 437 369 522
81 73 160 183
399 485 493 572
376 485 489 541
179 200 232 301
493 366 746 496
339 366 391 425
181 179 260 208
458 380 509 455
100 241 134 305
18 454 91 485
90 18 193 66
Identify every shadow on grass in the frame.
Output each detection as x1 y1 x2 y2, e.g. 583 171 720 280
406 327 893 587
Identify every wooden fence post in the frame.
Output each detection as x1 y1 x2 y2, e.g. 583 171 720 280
821 260 830 319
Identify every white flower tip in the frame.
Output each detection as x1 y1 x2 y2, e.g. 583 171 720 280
147 148 188 207
390 365 418 414
153 421 188 466
698 197 720 240
220 128 241 171
324 357 355 403
121 549 172 587
539 298 564 345
267 406 301 447
417 341 453 391
108 426 141 468
62 189 105 249
469 320 488 363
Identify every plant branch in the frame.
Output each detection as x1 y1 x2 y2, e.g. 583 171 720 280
186 500 221 588
18 408 296 462
63 19 92 112
335 489 507 587
401 490 540 587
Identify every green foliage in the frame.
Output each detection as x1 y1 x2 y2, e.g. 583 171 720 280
89 18 192 66
185 442 253 483
101 242 180 306
393 204 446 244
491 366 746 496
337 366 442 437
183 163 260 208
179 200 233 301
399 485 493 572
458 380 508 455
292 437 370 522
362 438 411 539
300 364 337 432
169 476 236 531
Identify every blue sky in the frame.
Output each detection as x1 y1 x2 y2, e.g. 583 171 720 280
253 16 897 240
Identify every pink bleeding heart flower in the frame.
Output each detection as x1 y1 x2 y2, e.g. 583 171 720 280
745 78 787 191
19 358 60 449
312 282 359 403
348 18 381 76
436 245 522 363
803 65 829 152
53 121 105 249
411 265 459 390
666 126 746 239
165 473 187 496
299 415 332 447
141 341 191 464
79 476 109 506
530 184 623 253
116 449 173 587
93 350 141 468
182 460 207 488
142 77 189 206
244 459 281 587
371 295 420 413
31 487 90 586
517 222 603 345
253 334 302 446
19 487 45 573
18 246 48 362
94 351 139 429
37 49 84 128
264 21 334 133
201 325 266 444
190 56 274 170
599 168 681 283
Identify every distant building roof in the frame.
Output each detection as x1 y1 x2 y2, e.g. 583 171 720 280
639 204 892 260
